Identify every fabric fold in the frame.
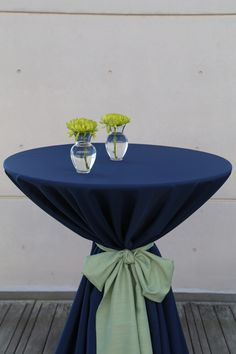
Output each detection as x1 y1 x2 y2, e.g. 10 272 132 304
82 242 174 354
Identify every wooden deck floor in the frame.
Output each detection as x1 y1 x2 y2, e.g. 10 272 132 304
0 300 236 353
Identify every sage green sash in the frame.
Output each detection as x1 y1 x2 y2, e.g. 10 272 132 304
82 242 174 354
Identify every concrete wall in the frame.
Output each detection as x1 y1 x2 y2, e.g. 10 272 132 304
0 4 235 292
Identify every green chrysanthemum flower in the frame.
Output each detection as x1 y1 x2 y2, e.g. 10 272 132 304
100 113 131 133
66 118 98 140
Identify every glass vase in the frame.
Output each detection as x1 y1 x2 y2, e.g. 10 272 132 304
105 125 128 161
70 133 96 173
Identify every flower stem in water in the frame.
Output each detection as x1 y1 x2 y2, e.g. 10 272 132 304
83 135 90 170
113 128 117 159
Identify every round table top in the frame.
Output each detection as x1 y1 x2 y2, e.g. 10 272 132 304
3 143 232 188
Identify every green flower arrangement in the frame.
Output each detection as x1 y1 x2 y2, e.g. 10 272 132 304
66 118 98 140
100 113 131 160
100 113 131 133
67 118 98 171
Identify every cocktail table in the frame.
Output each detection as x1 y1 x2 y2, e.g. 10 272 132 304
4 143 232 354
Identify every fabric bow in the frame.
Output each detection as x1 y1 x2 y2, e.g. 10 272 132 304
82 242 174 354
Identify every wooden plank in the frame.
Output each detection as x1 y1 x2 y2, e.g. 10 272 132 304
43 302 71 354
215 304 236 353
199 304 229 354
0 302 11 326
23 301 57 354
5 301 35 354
176 303 193 354
190 303 211 354
229 303 236 320
0 302 26 352
15 301 42 354
184 303 202 353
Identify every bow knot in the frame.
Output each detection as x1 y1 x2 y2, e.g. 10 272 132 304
122 249 135 264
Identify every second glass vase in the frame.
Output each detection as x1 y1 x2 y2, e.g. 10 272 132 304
105 125 128 161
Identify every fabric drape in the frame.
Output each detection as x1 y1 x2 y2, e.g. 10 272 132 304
4 144 232 354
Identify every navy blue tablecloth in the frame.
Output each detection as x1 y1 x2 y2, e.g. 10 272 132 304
4 143 232 354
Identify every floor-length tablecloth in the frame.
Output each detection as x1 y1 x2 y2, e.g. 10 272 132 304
4 144 232 354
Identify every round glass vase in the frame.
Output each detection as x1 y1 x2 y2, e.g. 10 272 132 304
105 125 128 161
70 133 96 174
